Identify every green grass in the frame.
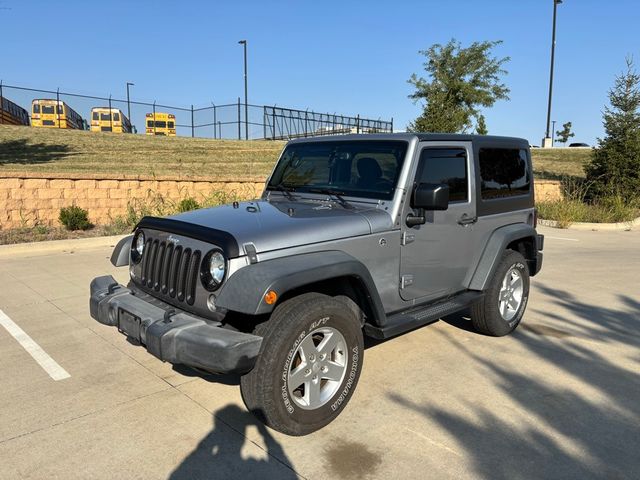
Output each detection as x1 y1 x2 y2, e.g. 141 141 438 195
0 124 285 179
531 147 592 179
1 124 592 180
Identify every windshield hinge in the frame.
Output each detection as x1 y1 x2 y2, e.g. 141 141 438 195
401 232 415 246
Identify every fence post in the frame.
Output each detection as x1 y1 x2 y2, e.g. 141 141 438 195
109 95 113 132
304 109 309 137
391 117 394 133
356 114 360 134
218 121 221 139
56 88 60 128
263 106 267 140
212 103 217 139
152 101 156 136
0 80 3 124
272 105 276 140
191 104 195 138
237 97 241 140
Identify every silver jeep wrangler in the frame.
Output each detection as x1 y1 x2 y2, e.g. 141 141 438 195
90 133 543 435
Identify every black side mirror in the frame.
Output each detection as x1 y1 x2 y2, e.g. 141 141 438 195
412 183 450 211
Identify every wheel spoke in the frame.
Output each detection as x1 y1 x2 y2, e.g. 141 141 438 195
499 300 508 317
306 379 321 406
298 335 317 362
511 275 523 290
507 296 519 311
317 331 340 356
322 361 345 382
288 364 308 390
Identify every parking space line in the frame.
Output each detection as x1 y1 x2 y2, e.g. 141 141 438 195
545 236 579 242
0 308 71 381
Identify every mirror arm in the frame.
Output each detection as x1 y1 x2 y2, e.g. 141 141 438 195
406 209 426 227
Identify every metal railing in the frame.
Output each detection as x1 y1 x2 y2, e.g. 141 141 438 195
0 81 393 140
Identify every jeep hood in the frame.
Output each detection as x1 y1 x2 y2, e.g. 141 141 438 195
165 199 393 256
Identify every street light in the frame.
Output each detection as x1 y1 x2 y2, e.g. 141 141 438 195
238 40 248 140
126 82 134 131
543 0 562 148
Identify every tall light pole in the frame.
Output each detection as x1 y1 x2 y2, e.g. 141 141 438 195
543 0 562 148
126 82 134 128
238 40 248 140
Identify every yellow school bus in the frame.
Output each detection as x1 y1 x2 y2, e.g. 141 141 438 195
0 96 30 126
90 107 132 133
31 99 84 129
145 112 176 136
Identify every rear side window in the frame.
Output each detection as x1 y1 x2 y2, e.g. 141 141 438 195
168 121 175 129
416 148 468 203
92 112 99 120
479 148 530 199
33 104 40 114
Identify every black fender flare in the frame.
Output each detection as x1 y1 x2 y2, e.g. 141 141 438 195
110 235 133 267
468 224 538 291
215 250 386 324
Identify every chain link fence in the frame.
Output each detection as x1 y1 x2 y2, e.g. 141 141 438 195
0 82 393 140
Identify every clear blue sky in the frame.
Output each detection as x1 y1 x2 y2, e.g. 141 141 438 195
2 0 639 144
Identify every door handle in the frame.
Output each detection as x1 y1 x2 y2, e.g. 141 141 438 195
458 214 478 226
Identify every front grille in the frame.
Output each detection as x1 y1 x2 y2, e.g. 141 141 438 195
140 238 201 305
101 126 112 132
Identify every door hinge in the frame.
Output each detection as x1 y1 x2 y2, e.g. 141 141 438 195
400 274 414 289
401 232 415 246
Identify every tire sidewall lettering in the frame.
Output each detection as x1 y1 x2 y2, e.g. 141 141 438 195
279 314 361 421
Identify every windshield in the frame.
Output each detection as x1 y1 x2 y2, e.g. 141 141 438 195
267 140 408 200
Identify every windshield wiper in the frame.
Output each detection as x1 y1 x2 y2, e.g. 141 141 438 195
267 183 296 200
307 188 354 209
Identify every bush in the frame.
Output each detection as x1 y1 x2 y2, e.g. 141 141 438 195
177 197 200 213
59 205 92 231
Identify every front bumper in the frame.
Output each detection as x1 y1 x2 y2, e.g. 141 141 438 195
89 275 262 374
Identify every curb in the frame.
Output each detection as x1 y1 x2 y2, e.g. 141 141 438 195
0 234 127 258
538 217 640 231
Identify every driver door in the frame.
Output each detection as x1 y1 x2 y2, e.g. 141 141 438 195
399 142 478 302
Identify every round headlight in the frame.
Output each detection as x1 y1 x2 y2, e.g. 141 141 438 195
131 230 145 263
201 250 226 291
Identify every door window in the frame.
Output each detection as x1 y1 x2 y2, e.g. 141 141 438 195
416 148 468 203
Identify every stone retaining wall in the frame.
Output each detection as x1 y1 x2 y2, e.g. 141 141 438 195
0 172 264 229
0 173 563 229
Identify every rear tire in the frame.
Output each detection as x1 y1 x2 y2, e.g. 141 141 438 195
240 293 364 436
471 249 530 336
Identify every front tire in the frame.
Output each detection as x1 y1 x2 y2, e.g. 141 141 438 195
240 293 364 436
471 249 530 336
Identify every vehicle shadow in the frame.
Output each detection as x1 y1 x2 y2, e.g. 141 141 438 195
0 139 75 165
390 290 640 480
169 404 298 480
172 364 241 386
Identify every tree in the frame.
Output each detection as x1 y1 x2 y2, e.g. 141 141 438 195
585 57 640 199
555 121 575 145
476 115 488 135
407 39 510 133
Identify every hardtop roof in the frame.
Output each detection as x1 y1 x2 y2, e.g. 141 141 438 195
287 132 529 147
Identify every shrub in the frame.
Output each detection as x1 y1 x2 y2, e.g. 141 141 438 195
59 205 92 231
177 197 200 213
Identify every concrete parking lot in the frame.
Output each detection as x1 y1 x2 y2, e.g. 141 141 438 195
0 226 638 480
